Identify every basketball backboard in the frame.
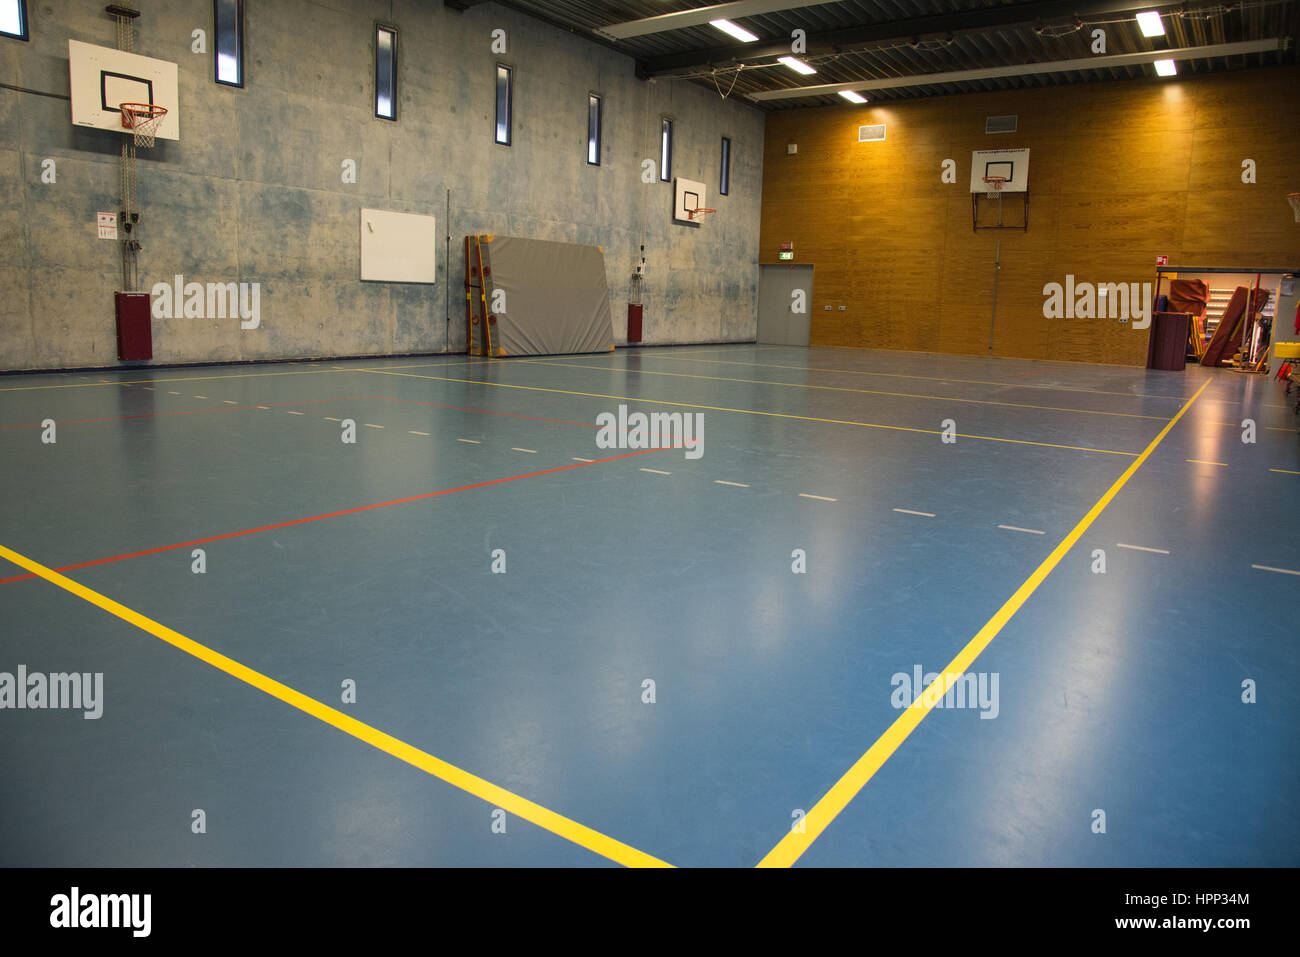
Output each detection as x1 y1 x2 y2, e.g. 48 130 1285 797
69 39 180 141
970 148 1029 192
673 177 708 223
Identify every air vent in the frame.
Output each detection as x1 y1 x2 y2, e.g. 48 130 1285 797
858 124 886 142
985 114 1018 134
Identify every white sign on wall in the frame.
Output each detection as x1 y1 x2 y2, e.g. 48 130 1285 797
360 208 437 283
97 212 117 240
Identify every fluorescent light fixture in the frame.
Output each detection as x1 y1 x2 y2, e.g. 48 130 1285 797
710 19 759 43
1136 11 1166 37
778 56 817 75
838 90 868 103
1153 58 1177 76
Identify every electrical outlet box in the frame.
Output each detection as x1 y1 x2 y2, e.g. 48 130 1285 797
786 143 797 155
838 305 846 311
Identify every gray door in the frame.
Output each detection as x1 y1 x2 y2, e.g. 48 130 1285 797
758 264 813 345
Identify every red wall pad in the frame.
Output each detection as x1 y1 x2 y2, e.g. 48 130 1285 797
114 292 153 361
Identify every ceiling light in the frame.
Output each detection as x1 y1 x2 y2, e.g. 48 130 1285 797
1154 58 1177 76
710 19 759 43
838 90 868 103
778 56 816 75
1136 11 1166 37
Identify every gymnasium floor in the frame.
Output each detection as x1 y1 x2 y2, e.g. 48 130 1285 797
1 344 1297 868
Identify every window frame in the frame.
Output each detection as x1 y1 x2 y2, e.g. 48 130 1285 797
0 0 29 41
374 23 398 121
720 136 731 196
586 92 602 166
213 0 244 88
660 116 673 182
494 63 513 146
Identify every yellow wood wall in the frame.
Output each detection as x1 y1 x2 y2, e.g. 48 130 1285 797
759 66 1300 365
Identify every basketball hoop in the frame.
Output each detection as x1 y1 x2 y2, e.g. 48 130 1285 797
983 175 1006 199
687 207 716 222
120 102 167 148
1288 192 1300 223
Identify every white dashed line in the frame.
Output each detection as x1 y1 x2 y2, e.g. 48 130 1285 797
256 406 269 410
893 508 934 517
571 457 593 462
998 525 1045 535
1252 564 1300 576
1117 543 1170 555
512 447 537 453
409 430 431 436
141 387 154 391
640 468 671 475
324 417 341 422
193 395 207 399
223 400 238 405
167 391 180 395
458 439 482 444
364 423 384 429
798 493 837 502
714 480 749 488
286 411 305 415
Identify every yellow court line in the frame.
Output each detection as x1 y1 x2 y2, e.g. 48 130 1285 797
361 368 1139 456
0 358 479 392
514 358 1168 421
0 543 670 869
1270 468 1300 475
757 379 1211 868
1186 459 1227 466
590 351 1190 401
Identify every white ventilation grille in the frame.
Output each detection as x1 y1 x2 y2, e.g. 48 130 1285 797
985 114 1018 134
858 124 886 142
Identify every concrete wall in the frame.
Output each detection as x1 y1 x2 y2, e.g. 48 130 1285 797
0 0 764 371
760 66 1300 365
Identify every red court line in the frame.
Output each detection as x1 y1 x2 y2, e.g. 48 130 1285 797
0 447 669 586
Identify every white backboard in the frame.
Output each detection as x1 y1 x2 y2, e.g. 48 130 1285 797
970 148 1030 192
360 208 437 283
69 40 180 141
673 177 708 223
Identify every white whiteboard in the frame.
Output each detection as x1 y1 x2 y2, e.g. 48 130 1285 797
360 208 437 283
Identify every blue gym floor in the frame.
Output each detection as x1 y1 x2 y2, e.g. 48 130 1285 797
1 345 1297 867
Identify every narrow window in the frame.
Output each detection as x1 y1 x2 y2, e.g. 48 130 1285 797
1 0 28 41
660 117 673 182
214 0 243 87
375 25 397 120
495 64 512 145
586 93 602 166
720 136 731 196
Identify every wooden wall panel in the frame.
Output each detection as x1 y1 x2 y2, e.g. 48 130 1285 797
759 66 1300 366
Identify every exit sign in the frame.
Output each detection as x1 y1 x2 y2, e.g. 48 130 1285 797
779 251 794 260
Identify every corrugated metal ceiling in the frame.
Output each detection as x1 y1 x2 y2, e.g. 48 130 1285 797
492 0 1298 108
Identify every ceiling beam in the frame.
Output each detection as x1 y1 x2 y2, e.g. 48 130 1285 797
597 0 835 40
641 0 1177 75
748 38 1286 99
443 0 491 10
